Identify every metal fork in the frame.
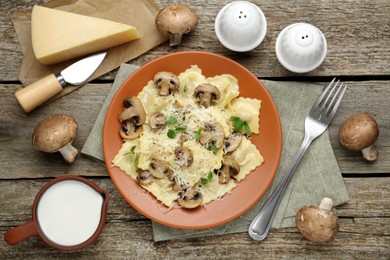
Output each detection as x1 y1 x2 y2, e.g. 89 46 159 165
248 78 347 241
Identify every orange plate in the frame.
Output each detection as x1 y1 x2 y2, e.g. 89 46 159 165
103 51 282 229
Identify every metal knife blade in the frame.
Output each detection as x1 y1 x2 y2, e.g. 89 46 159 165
15 52 107 113
59 52 107 85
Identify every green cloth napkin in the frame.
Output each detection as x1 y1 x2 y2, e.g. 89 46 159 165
81 63 349 241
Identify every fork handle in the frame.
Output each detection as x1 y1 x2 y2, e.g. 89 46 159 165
248 133 314 241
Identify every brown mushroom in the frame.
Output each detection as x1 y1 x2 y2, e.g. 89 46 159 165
174 146 193 167
136 169 154 186
155 3 198 46
194 83 220 108
32 114 78 164
119 97 146 140
148 159 172 179
339 113 380 161
295 197 340 243
177 186 203 208
199 122 225 149
149 113 166 129
153 72 180 96
215 157 240 184
224 132 242 153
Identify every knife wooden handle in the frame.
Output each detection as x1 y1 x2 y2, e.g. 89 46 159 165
15 74 63 113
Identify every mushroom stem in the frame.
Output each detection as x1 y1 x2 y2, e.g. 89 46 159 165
170 34 183 46
58 143 78 163
319 197 334 211
362 145 378 161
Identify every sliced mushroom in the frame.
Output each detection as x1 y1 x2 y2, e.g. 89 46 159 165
174 146 193 167
224 132 242 153
155 3 198 46
136 169 154 186
149 113 166 129
120 121 143 140
119 97 146 140
194 83 220 108
153 72 180 96
199 122 225 149
119 97 146 125
177 186 203 208
215 157 240 184
148 159 172 179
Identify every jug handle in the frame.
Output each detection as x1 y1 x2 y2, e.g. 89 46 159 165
4 220 38 245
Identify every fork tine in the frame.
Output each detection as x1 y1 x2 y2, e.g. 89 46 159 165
326 83 347 120
323 82 344 116
312 78 337 110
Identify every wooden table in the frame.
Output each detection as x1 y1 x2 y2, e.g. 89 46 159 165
1 0 389 258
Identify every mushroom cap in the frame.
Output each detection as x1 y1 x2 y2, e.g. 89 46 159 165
200 122 225 148
295 205 339 243
155 3 198 35
339 113 379 152
177 186 203 208
119 96 146 125
33 114 78 153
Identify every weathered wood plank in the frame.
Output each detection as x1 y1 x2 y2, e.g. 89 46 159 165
0 178 389 259
0 0 389 81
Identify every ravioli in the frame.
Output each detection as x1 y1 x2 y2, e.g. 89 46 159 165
112 65 264 208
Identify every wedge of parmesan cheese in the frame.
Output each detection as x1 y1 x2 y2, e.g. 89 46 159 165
31 5 140 65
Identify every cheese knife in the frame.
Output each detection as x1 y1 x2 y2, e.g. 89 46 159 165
15 52 107 113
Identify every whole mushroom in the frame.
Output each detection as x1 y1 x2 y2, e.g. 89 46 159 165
155 3 198 46
295 197 340 243
32 114 78 163
339 113 379 161
177 185 203 208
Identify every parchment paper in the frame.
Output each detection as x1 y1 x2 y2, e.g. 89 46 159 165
12 0 168 101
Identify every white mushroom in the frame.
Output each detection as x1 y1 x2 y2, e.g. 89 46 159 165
174 146 193 167
119 96 146 140
194 83 220 108
215 157 240 184
339 113 380 161
155 3 198 46
199 122 225 149
136 169 154 186
224 132 242 153
148 159 172 179
153 72 180 96
177 186 203 208
295 197 340 243
32 114 78 163
149 113 166 129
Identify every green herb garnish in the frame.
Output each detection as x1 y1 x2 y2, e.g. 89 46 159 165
201 171 214 184
165 116 177 125
183 85 188 92
195 128 203 141
167 129 177 139
130 145 136 154
134 156 139 168
230 116 252 136
175 125 187 131
209 141 217 154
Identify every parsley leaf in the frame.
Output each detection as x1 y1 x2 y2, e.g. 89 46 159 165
183 85 188 92
175 125 187 131
201 171 214 184
230 116 252 136
195 128 202 141
165 116 177 125
130 145 136 154
167 129 176 139
134 156 139 168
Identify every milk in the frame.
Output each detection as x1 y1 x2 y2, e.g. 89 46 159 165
36 180 104 246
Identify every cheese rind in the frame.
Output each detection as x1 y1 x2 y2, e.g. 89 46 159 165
31 6 140 65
